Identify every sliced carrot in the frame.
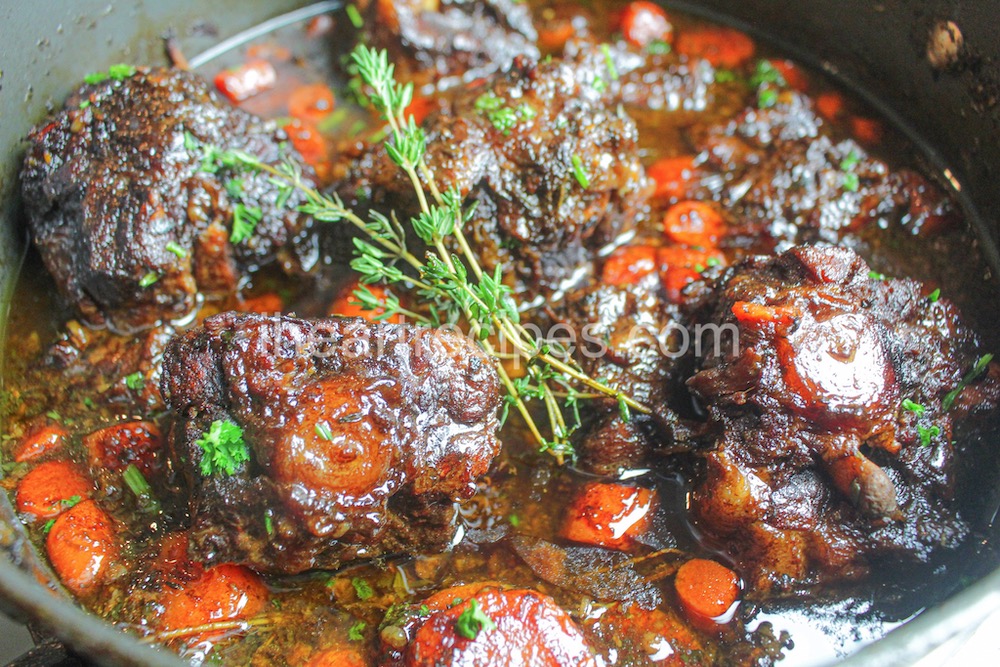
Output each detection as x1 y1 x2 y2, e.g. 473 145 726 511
601 245 658 286
289 83 336 125
214 59 277 104
731 301 797 328
851 116 883 146
538 20 576 52
560 482 656 551
620 2 674 49
648 155 697 201
675 27 756 69
46 499 118 596
656 246 724 303
329 282 402 323
16 460 93 520
83 421 162 475
407 587 594 667
14 424 67 463
815 91 845 121
405 95 436 126
283 119 328 168
303 648 367 667
240 292 285 314
674 558 741 629
662 201 725 247
158 563 269 635
768 59 809 92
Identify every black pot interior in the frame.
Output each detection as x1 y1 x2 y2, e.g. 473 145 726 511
2 1 1000 664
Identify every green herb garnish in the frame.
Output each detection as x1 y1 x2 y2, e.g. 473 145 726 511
83 63 136 85
571 154 590 189
315 421 334 441
352 577 374 600
195 419 250 476
230 204 263 244
647 39 671 56
264 514 274 536
943 354 994 411
138 272 159 288
124 372 145 391
867 270 886 280
346 4 364 29
601 44 619 81
902 398 926 417
917 423 942 447
455 599 496 640
842 172 860 192
348 620 367 641
165 241 187 259
123 464 160 513
928 288 941 303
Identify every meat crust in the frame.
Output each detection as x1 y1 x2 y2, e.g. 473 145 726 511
161 312 502 573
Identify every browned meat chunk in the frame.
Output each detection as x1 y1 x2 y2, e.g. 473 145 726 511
341 56 650 296
161 312 502 574
356 0 539 85
559 278 694 473
20 67 318 332
691 92 959 250
686 246 996 592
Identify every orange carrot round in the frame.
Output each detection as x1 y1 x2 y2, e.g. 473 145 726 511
289 83 336 124
560 483 656 550
214 59 277 104
648 156 697 201
283 118 328 168
16 460 93 520
601 245 658 286
14 424 67 463
675 27 755 68
158 563 269 635
303 648 367 667
851 116 883 146
815 91 845 121
620 2 673 49
83 421 162 475
329 282 402 323
768 59 809 92
46 499 118 596
663 201 724 247
240 292 285 314
674 558 741 627
538 21 576 52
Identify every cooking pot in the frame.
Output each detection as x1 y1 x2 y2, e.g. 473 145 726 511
2 1 1000 664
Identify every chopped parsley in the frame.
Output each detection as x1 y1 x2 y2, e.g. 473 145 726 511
571 154 590 189
601 44 619 81
842 172 860 192
942 354 994 411
346 4 364 29
757 87 778 109
78 100 91 109
840 150 861 171
226 177 245 200
61 495 82 510
508 514 521 527
455 599 496 640
123 464 160 513
83 63 136 85
749 60 786 88
917 423 942 447
315 421 334 441
195 419 250 476
714 69 737 83
474 93 505 112
124 372 145 391
264 514 274 536
352 577 374 600
42 519 56 534
165 241 187 259
473 93 534 134
348 621 367 641
418 604 431 617
592 77 607 93
867 270 886 280
902 398 926 417
230 203 263 244
928 288 941 303
138 272 159 288
647 39 671 56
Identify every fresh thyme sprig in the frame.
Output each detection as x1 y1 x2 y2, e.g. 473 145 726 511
193 45 650 463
